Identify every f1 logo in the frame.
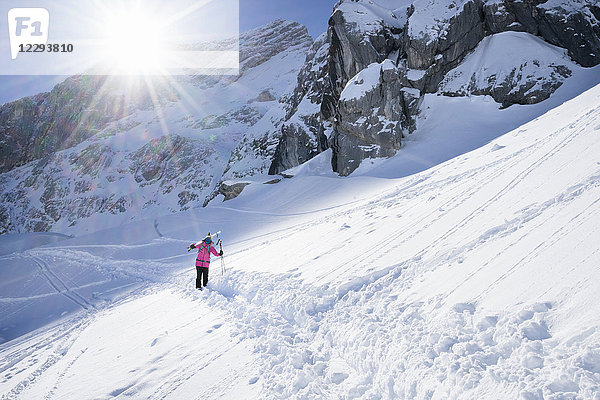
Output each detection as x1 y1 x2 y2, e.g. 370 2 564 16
7 8 49 60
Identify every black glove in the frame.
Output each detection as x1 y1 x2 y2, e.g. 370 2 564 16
219 250 223 256
189 243 196 249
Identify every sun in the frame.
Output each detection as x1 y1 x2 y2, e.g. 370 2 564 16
101 5 170 75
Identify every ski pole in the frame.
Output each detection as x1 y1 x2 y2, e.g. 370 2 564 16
218 239 226 275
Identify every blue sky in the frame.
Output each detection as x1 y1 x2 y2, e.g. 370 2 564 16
0 0 338 104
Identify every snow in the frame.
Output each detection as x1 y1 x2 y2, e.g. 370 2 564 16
408 0 472 40
539 0 590 14
0 233 72 256
2 7 600 397
282 149 337 178
438 32 576 98
0 22 311 236
406 68 427 81
336 0 409 34
340 60 395 101
352 59 600 179
2 78 600 398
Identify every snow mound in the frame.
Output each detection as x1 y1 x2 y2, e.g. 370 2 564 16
340 60 396 101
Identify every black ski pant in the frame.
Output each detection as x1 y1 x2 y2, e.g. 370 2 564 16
196 266 209 288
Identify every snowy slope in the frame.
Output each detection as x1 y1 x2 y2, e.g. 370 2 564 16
2 78 600 399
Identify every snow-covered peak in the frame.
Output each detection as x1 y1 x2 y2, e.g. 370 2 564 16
335 0 410 33
239 19 313 71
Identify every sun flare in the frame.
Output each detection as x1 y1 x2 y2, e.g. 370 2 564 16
101 6 169 75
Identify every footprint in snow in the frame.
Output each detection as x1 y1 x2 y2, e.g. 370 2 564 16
206 323 223 333
476 315 498 331
582 350 600 373
521 321 551 340
109 382 136 397
452 302 476 314
150 331 168 347
522 354 544 369
329 371 349 384
517 310 535 322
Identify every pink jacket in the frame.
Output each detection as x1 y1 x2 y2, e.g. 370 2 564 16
195 243 220 268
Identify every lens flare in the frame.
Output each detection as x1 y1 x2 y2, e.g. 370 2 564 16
101 5 169 75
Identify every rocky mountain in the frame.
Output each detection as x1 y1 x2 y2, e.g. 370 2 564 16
0 76 177 173
1 1 599 235
274 0 600 175
268 33 330 175
0 20 312 234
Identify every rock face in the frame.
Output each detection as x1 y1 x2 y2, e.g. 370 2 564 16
214 182 252 203
0 76 177 173
213 21 314 183
438 31 574 107
269 123 319 174
320 0 600 175
332 60 422 175
0 134 220 233
484 0 600 67
238 19 313 73
269 33 330 174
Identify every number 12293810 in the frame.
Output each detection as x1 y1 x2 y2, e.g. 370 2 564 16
19 43 74 53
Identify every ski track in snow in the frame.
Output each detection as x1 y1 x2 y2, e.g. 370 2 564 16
27 255 94 312
0 317 93 400
2 89 600 398
175 95 600 398
9 140 595 398
2 176 600 400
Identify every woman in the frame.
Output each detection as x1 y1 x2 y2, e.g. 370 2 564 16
189 233 223 290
